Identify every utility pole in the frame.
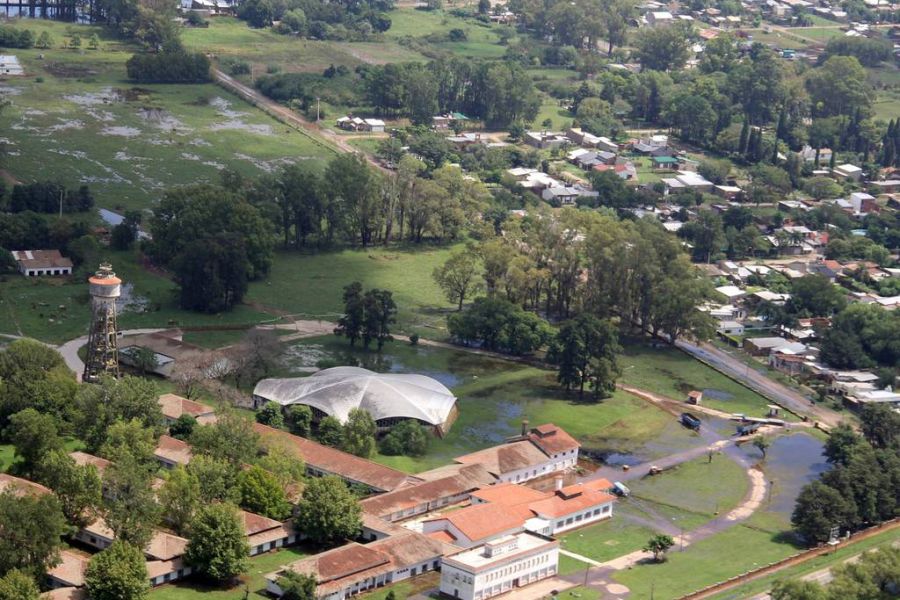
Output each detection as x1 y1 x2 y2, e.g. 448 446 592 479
58 188 63 218
316 97 320 122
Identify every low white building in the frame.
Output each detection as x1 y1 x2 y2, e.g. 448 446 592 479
439 532 559 600
11 249 73 277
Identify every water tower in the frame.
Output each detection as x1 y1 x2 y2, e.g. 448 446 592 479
83 263 121 383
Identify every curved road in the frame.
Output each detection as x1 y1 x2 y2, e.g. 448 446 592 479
56 328 166 382
676 340 841 428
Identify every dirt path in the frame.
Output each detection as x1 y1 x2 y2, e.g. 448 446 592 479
211 67 390 173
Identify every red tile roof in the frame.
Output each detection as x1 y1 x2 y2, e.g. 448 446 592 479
0 473 51 497
253 423 416 492
154 435 193 466
157 393 215 422
360 464 494 519
47 550 90 587
145 530 189 561
239 509 283 536
527 424 580 456
455 441 550 477
469 483 548 506
424 502 531 543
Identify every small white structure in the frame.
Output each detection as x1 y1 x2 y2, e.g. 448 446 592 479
833 163 863 182
439 532 559 600
0 55 23 76
11 249 73 276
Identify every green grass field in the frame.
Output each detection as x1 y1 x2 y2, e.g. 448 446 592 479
0 249 271 343
182 17 423 74
627 456 750 517
150 547 308 599
706 527 900 600
613 525 801 600
559 514 658 564
618 341 774 417
0 20 335 212
245 244 464 335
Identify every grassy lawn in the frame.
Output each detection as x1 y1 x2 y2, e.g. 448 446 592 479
348 137 384 156
627 456 750 518
356 571 440 600
183 17 423 73
245 244 464 336
281 335 680 472
559 516 658 564
705 527 900 600
150 547 308 599
797 27 845 41
613 525 801 600
618 340 773 417
0 249 272 343
181 328 252 348
535 96 572 131
748 30 807 50
559 553 592 575
0 20 335 213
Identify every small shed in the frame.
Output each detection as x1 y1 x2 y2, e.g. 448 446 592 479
652 156 679 170
687 390 703 405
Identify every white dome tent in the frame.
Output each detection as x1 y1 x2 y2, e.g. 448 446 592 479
252 367 458 435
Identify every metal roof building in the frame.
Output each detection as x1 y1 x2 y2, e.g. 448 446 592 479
252 367 458 434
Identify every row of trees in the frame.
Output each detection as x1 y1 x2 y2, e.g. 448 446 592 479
2 182 94 214
791 404 899 545
238 0 392 40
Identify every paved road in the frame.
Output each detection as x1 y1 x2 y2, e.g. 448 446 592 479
57 328 165 382
676 340 841 428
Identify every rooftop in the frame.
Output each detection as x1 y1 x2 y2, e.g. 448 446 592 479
423 502 532 543
253 423 416 492
0 473 51 497
10 249 73 270
157 393 215 422
443 532 557 571
154 434 193 466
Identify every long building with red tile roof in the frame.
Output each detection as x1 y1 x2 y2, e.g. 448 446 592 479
157 393 217 425
265 531 447 600
454 423 580 484
253 423 419 493
0 473 51 497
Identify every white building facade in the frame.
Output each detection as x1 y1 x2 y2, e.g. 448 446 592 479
440 533 559 600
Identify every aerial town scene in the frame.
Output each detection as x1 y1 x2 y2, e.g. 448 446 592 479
0 0 897 598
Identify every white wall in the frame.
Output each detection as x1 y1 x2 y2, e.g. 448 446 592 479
440 546 559 600
546 501 613 534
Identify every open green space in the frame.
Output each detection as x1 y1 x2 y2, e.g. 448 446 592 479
0 20 335 212
182 16 423 74
559 514 658 564
282 335 680 472
245 244 464 335
613 524 801 600
150 547 308 599
618 340 774 417
627 456 750 518
796 26 845 41
706 527 900 600
0 248 271 344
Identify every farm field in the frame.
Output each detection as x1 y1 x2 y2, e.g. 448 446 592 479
0 19 335 212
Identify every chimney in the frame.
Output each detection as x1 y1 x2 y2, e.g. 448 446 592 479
521 420 529 437
554 476 564 492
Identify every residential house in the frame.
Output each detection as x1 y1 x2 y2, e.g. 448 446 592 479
574 150 617 170
715 285 746 301
661 171 714 194
10 249 73 277
798 145 833 163
743 336 799 356
524 131 570 150
542 185 597 206
713 185 743 201
647 10 674 25
0 473 52 497
439 532 559 600
868 180 900 194
592 162 637 181
566 128 618 153
265 532 447 600
336 117 385 133
717 320 745 336
652 155 679 170
832 163 863 182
